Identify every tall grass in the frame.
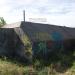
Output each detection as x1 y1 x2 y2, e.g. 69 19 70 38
0 57 75 75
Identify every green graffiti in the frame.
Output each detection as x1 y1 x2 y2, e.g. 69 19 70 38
38 42 46 51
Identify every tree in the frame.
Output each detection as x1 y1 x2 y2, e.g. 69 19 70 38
0 17 6 27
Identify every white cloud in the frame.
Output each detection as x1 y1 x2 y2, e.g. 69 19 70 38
0 0 75 27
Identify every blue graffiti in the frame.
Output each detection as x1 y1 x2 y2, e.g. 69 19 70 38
51 32 63 41
51 32 63 50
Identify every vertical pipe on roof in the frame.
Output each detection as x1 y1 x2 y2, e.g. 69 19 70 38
23 10 25 22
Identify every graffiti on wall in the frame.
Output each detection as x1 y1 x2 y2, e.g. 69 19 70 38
32 32 63 57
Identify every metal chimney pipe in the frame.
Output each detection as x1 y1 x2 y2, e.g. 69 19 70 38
23 10 25 22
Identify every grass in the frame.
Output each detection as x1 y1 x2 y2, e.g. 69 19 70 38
0 48 75 75
0 58 75 75
0 59 30 75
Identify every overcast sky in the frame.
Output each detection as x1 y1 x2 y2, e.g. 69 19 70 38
0 0 75 27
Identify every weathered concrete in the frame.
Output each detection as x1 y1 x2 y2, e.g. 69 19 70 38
0 28 32 63
0 21 75 63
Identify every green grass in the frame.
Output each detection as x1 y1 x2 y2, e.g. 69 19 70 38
0 59 30 75
0 56 75 75
0 50 75 75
